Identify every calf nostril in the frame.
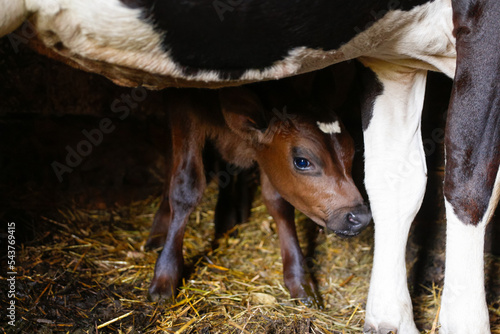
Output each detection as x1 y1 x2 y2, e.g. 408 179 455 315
347 213 360 225
347 208 372 229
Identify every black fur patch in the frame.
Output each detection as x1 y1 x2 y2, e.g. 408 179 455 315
444 0 500 225
358 63 383 131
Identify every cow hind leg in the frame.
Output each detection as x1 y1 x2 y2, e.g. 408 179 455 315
359 59 427 334
439 5 500 324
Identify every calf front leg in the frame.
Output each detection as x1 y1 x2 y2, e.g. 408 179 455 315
359 59 427 334
148 106 206 302
260 171 321 308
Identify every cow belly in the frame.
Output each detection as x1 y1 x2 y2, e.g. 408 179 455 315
15 0 454 88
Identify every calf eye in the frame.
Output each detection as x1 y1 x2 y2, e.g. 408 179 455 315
293 157 311 171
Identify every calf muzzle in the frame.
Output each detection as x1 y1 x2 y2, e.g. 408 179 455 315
329 204 371 237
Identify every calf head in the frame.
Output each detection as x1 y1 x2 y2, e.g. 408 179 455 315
220 83 371 237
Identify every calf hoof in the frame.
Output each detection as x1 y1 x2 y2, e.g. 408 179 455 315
289 281 323 309
300 286 323 309
363 324 398 334
147 276 178 302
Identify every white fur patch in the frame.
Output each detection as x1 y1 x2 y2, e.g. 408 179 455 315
317 121 341 134
440 164 499 333
439 200 490 333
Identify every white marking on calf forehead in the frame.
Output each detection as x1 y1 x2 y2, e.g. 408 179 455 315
317 121 341 134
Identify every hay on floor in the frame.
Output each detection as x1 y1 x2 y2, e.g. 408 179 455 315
3 182 499 333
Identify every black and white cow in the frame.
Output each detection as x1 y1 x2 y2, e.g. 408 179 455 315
2 0 499 333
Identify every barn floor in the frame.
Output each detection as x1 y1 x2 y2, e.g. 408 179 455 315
0 37 499 333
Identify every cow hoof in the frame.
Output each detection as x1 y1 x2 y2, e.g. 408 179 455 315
363 320 420 334
363 323 398 334
364 290 419 334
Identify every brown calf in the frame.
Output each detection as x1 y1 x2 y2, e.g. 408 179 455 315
147 70 371 306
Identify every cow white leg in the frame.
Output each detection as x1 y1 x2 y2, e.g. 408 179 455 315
439 201 490 333
440 170 499 333
360 58 427 334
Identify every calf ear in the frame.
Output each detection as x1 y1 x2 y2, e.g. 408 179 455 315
219 87 270 144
